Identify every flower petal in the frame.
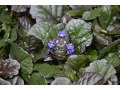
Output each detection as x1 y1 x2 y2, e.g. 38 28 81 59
66 43 74 50
67 49 74 54
48 40 55 48
58 30 67 37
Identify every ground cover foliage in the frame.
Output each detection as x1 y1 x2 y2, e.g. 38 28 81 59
0 5 120 85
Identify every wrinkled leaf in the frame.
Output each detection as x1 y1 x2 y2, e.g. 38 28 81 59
98 39 120 59
29 73 46 85
20 57 33 82
64 65 77 81
0 78 11 85
73 72 104 85
93 31 112 45
99 6 112 29
84 49 98 61
65 19 93 53
0 15 12 24
65 55 90 72
108 75 118 85
85 59 117 83
0 57 20 78
18 16 31 30
93 19 102 33
105 52 120 67
106 16 120 34
30 5 64 23
11 5 30 12
10 44 30 62
107 26 120 35
50 77 72 85
9 76 24 85
34 63 59 78
67 10 84 17
32 47 49 63
93 19 112 45
27 22 60 45
82 7 102 20
53 64 65 78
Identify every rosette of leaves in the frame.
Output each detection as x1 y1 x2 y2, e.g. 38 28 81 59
0 57 20 78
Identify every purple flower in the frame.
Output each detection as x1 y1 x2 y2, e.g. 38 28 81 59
67 49 74 54
48 40 55 48
58 30 67 37
66 43 74 50
66 43 74 54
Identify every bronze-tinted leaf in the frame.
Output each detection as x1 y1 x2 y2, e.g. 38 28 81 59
0 57 20 78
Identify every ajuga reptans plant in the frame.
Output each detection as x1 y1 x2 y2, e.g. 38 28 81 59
0 5 120 85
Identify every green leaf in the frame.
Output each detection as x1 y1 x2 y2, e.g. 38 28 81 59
0 39 5 48
0 27 11 48
82 7 102 20
84 49 98 61
106 16 120 35
93 19 102 33
65 19 93 53
50 77 72 85
107 27 120 35
20 57 33 82
54 65 65 78
30 5 64 23
93 31 112 45
8 29 17 43
34 63 59 78
10 44 30 62
0 15 12 24
67 10 84 17
85 59 117 83
0 78 11 85
65 55 90 72
98 39 120 59
32 47 49 63
105 52 120 67
27 22 60 45
73 72 104 85
29 73 46 85
3 27 11 40
64 65 77 81
99 6 112 29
